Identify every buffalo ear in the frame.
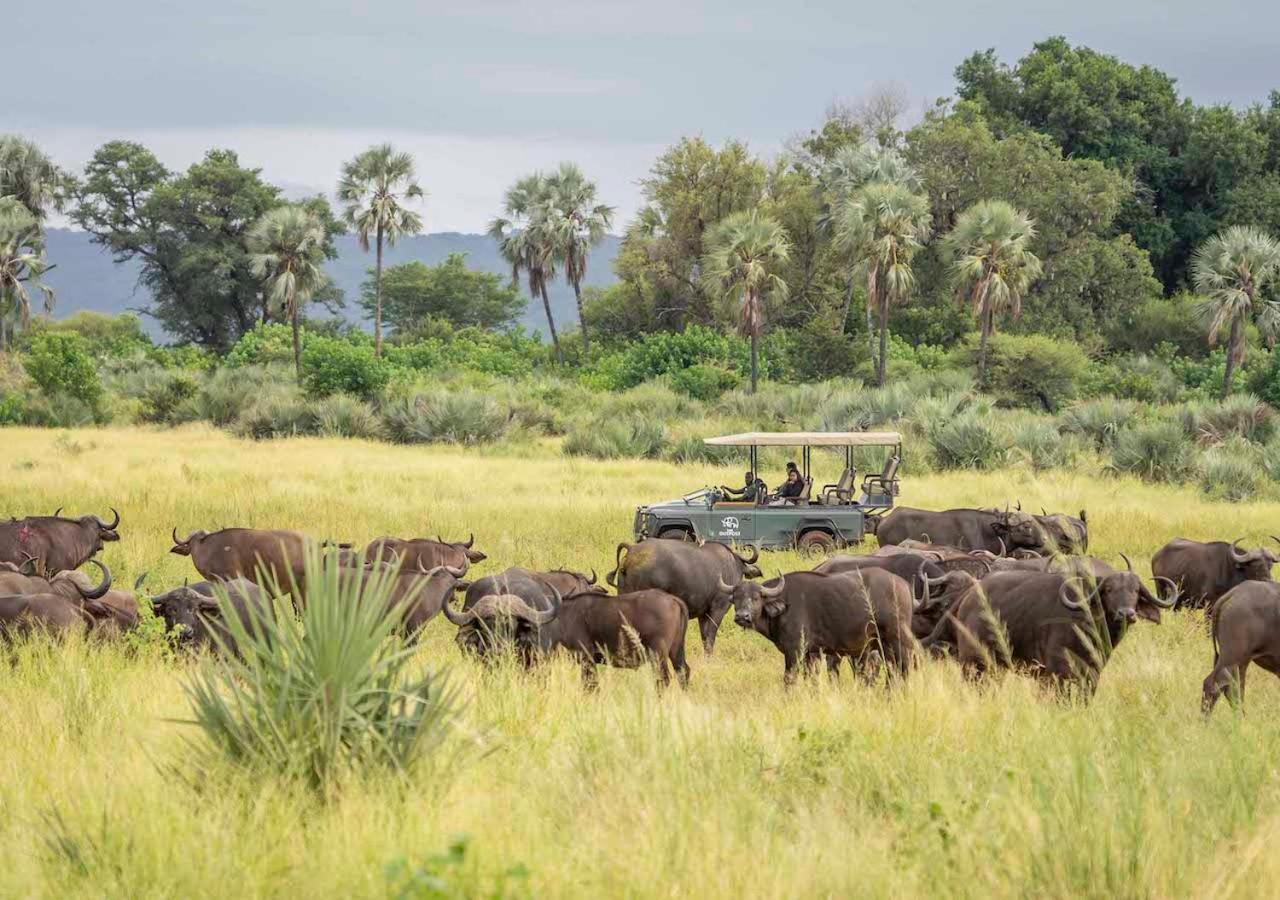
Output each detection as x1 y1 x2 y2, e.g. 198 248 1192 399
453 580 472 593
1136 586 1162 624
764 597 787 618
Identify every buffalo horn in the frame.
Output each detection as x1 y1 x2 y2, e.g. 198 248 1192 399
463 533 475 549
996 537 1006 558
759 575 786 599
78 559 112 601
1058 578 1090 611
1120 553 1134 573
716 575 735 596
95 508 120 530
587 568 598 585
1230 539 1256 564
737 544 759 566
440 595 479 627
172 528 198 546
1151 577 1180 608
53 507 63 518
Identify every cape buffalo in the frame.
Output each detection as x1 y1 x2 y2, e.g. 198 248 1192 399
876 507 1037 555
149 579 271 655
171 527 310 599
441 567 562 661
1203 581 1280 714
0 593 93 638
0 559 135 637
338 558 468 637
366 534 486 570
0 508 120 573
922 559 1175 693
607 539 762 654
726 569 916 685
1151 538 1278 610
814 553 947 604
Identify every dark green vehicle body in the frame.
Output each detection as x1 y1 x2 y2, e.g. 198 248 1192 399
632 432 902 551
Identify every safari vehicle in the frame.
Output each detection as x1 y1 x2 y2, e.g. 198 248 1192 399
631 431 902 553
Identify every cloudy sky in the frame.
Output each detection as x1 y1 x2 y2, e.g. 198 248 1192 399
8 0 1278 232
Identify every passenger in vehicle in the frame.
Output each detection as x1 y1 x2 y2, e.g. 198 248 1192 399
774 468 805 504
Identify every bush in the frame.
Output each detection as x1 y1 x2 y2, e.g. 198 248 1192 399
1092 355 1183 404
175 365 282 427
1059 398 1139 449
1008 419 1077 470
670 364 741 401
563 416 667 460
592 326 770 391
234 389 317 440
184 548 459 793
382 391 510 445
22 393 99 428
22 332 104 415
927 410 1007 470
979 333 1089 412
0 392 24 425
127 366 201 424
767 323 864 383
302 337 394 400
225 323 302 369
312 394 383 439
1107 293 1207 358
1200 439 1266 501
1110 421 1194 482
31 311 152 360
1178 395 1277 445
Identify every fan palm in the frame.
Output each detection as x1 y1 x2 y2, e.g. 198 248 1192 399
942 200 1043 386
337 145 424 356
0 135 64 220
489 174 564 364
701 210 791 393
0 198 53 349
830 180 931 387
247 205 329 379
544 163 614 354
1192 225 1280 399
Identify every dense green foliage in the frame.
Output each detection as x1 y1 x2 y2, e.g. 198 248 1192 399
362 253 525 334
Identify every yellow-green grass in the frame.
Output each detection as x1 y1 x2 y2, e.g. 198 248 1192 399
2 424 1280 899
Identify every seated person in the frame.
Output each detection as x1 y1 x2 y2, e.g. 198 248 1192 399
720 471 765 503
772 468 806 505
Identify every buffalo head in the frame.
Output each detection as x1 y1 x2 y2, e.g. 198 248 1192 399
725 573 786 628
150 585 221 645
1059 555 1177 626
170 528 208 557
1229 538 1280 581
441 584 561 660
438 533 486 563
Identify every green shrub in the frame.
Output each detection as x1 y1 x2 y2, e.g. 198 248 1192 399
767 324 864 383
670 364 741 401
22 332 104 415
31 311 153 360
979 333 1089 412
184 548 459 793
312 394 383 439
234 389 317 440
563 417 667 460
1200 439 1266 501
1178 395 1277 445
225 323 302 369
1106 293 1207 358
132 367 201 424
1110 421 1194 482
22 393 99 428
385 339 445 372
1093 355 1183 404
927 410 1007 470
1008 419 1076 470
0 392 24 425
1168 349 1251 400
382 391 510 445
302 337 393 400
174 365 281 427
593 326 771 391
1059 398 1139 449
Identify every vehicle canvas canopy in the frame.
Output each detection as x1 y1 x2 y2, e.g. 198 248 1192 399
703 432 902 498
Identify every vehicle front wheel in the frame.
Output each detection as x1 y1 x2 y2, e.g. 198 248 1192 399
797 530 836 556
658 527 696 542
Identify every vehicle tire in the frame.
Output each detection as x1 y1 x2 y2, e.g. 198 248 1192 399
658 527 696 542
797 530 836 556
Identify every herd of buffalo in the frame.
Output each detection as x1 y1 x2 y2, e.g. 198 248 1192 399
3 503 1280 712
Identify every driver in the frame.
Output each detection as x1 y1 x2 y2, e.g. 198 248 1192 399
721 471 764 503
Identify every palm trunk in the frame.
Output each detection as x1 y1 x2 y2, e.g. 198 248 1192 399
865 300 875 358
978 305 993 388
1223 312 1243 399
290 291 302 381
750 330 759 394
574 281 590 355
373 222 385 357
839 272 856 335
877 297 889 388
540 280 564 365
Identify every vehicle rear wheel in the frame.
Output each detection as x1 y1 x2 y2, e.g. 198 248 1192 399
658 527 696 542
797 530 836 556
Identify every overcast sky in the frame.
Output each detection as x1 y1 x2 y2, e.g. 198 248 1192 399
8 0 1279 232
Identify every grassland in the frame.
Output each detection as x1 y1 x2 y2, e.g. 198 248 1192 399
3 424 1280 898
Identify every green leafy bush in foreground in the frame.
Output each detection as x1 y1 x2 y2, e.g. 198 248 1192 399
1110 420 1194 482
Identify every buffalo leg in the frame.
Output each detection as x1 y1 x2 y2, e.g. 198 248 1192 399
699 603 731 655
652 652 671 692
825 654 841 682
670 642 691 689
783 649 801 687
1203 660 1248 715
580 659 600 692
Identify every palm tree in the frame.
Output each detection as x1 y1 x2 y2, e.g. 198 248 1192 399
0 135 64 220
337 144 424 357
489 174 564 364
701 210 791 393
1192 226 1280 399
0 198 53 350
819 143 921 344
247 205 328 379
830 180 931 387
942 200 1043 386
544 163 614 354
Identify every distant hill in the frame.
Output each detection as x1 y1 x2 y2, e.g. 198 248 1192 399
39 229 621 341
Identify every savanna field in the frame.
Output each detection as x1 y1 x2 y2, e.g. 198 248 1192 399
4 425 1280 899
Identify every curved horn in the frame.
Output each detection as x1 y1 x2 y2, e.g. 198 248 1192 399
1041 507 1047 516
916 559 934 608
1059 578 1090 611
1151 577 1180 608
78 559 112 601
1230 538 1255 564
1121 553 1134 573
737 544 759 566
522 585 561 625
996 537 1006 558
445 564 467 578
587 568 598 585
441 596 481 628
53 507 63 518
463 533 475 549
95 508 120 530
759 575 786 599
172 528 197 546
716 575 735 596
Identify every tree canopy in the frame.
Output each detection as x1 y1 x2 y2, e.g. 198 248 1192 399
360 253 525 335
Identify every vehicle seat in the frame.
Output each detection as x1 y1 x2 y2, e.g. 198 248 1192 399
821 468 855 505
861 456 900 499
798 477 812 504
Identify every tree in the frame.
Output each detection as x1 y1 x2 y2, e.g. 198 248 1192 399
73 143 343 351
337 144 425 357
543 163 614 353
1191 225 1280 398
0 198 53 350
360 253 524 335
0 135 65 220
700 210 790 393
943 200 1043 384
830 180 931 386
489 174 563 364
247 205 329 378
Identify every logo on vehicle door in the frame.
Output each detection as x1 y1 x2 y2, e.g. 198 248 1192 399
721 516 740 530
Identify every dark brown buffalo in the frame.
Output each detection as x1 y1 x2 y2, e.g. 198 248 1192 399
338 559 468 637
171 527 310 597
922 562 1174 693
1151 538 1278 610
608 540 761 654
814 553 947 604
1203 581 1280 713
0 508 120 573
441 567 562 661
0 559 135 637
0 593 93 638
876 507 1042 555
149 579 271 654
726 569 916 685
1036 509 1089 553
366 534 487 571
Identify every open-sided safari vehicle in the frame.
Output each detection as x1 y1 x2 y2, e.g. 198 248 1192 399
632 431 902 553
